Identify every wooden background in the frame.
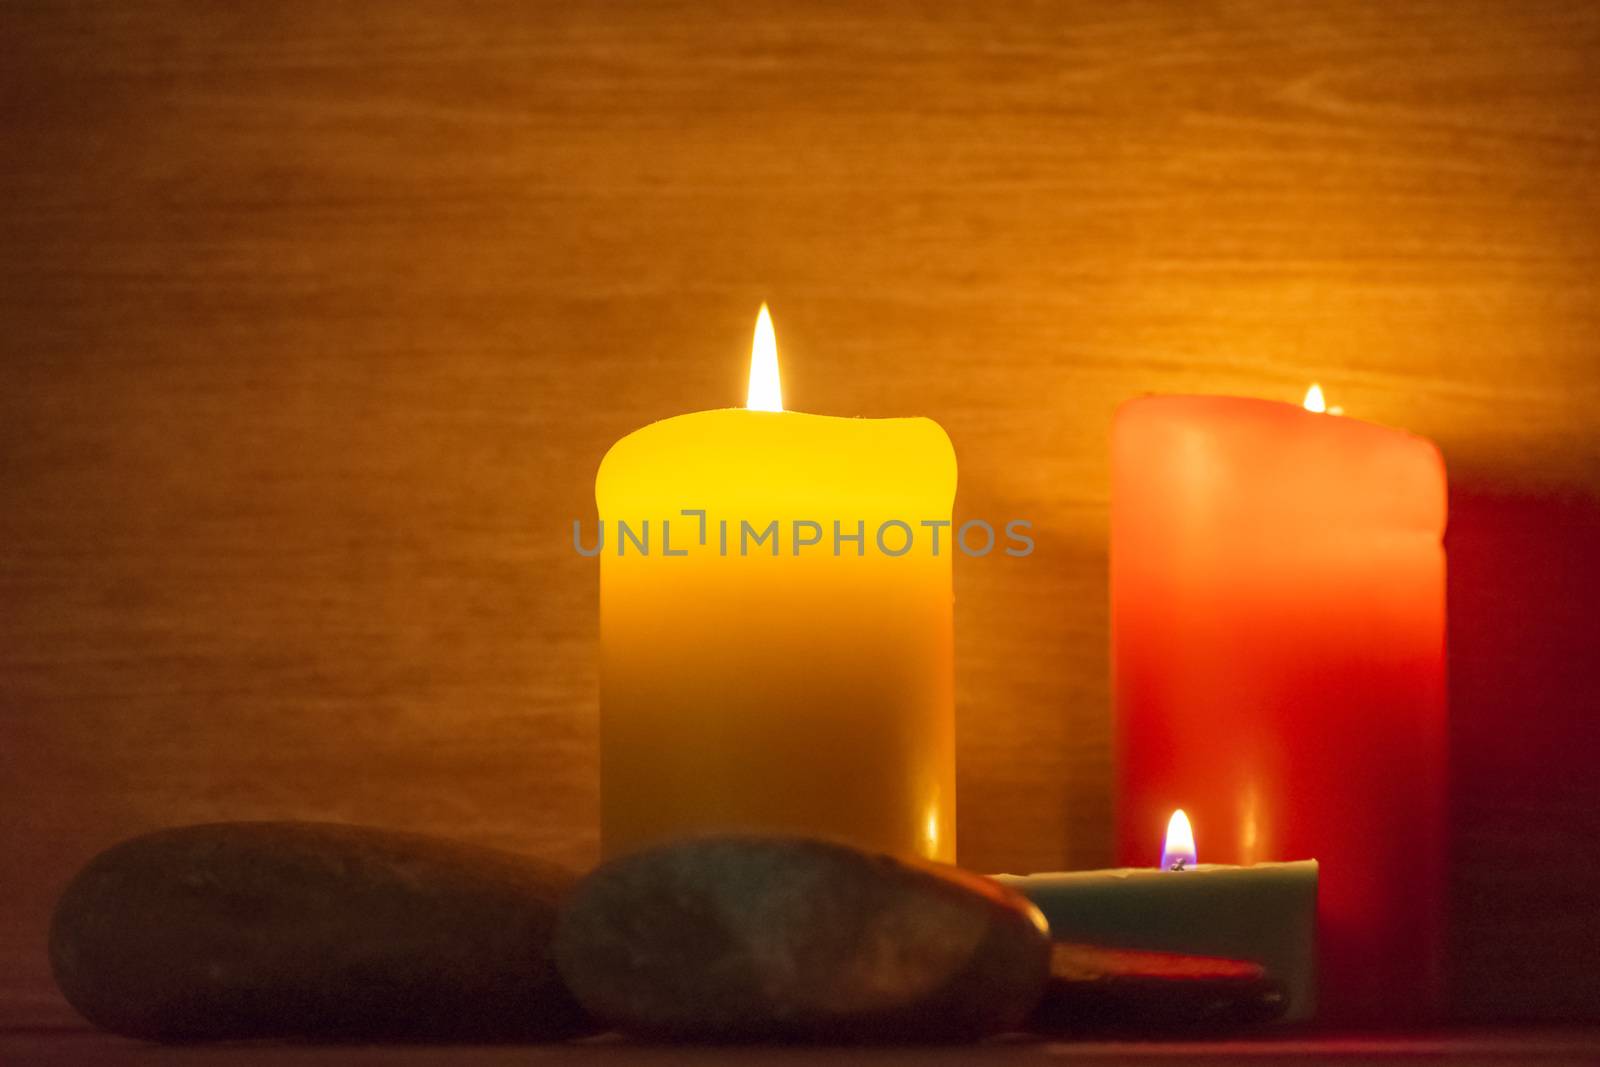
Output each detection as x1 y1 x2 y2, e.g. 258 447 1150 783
2 0 1598 1028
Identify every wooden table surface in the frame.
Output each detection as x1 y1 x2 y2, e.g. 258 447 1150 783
4 1028 1600 1067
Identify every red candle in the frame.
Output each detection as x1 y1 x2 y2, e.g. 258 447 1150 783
1112 390 1447 1024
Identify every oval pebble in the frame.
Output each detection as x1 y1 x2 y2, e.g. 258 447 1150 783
50 821 591 1042
553 834 1051 1042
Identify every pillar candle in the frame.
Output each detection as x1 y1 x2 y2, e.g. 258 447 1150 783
1112 391 1447 1023
594 307 957 861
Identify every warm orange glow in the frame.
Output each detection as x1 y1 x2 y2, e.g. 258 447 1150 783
746 303 782 412
1161 808 1197 870
1240 785 1261 865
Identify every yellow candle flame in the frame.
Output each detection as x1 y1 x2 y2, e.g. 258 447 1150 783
746 303 783 412
1162 808 1197 871
1303 382 1343 416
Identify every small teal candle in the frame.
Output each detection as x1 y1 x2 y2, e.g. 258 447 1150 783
996 811 1319 1022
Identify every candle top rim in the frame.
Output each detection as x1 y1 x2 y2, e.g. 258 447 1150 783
596 408 957 510
992 859 1320 879
1115 395 1447 538
602 406 956 437
1116 393 1440 449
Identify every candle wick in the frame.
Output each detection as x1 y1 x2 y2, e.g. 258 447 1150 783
1168 857 1188 872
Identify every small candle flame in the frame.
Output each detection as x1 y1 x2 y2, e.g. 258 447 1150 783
1303 382 1343 416
746 303 783 412
1162 809 1197 871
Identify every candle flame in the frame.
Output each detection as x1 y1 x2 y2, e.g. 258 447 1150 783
1303 383 1344 416
1162 809 1197 871
746 303 783 412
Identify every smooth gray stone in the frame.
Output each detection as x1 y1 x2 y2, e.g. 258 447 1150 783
553 835 1051 1042
50 822 591 1042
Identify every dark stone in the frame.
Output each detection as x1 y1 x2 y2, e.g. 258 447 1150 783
552 835 1051 1042
49 821 592 1043
1027 943 1289 1036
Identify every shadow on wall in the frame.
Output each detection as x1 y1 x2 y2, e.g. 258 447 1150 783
1446 482 1600 1022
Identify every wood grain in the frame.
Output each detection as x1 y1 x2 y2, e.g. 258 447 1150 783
5 1028 1600 1066
2 0 1598 1027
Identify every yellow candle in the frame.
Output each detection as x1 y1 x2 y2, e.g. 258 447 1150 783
595 306 957 861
